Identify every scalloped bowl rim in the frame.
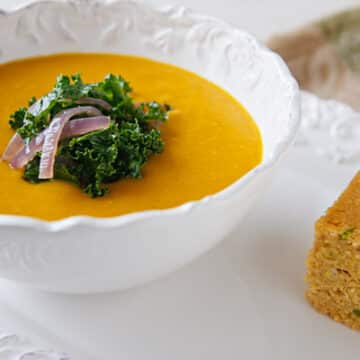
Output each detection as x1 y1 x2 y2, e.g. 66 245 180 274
0 0 301 232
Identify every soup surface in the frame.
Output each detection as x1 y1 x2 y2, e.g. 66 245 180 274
0 53 262 220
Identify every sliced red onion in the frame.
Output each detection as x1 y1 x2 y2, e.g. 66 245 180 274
4 99 46 164
60 116 110 139
3 99 42 163
9 131 46 169
1 133 25 161
39 106 102 179
76 97 112 111
9 114 108 169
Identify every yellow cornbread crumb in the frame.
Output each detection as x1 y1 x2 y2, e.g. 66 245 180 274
306 171 360 330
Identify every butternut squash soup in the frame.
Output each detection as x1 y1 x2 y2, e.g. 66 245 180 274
0 53 262 220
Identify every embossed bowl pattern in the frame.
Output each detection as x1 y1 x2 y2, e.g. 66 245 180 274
0 0 300 293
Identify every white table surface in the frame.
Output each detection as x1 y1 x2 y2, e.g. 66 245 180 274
1 0 359 40
1 1 360 360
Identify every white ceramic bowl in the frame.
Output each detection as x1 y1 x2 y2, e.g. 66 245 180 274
0 0 300 293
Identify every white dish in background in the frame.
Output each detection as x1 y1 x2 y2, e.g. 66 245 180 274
3 0 360 40
0 0 299 293
0 91 359 359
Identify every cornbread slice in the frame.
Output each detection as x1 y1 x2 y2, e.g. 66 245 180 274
306 171 360 330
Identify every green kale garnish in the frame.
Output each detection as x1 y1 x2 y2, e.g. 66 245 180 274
13 73 134 141
23 154 42 183
353 309 360 317
51 122 163 197
9 108 27 130
28 96 37 106
10 73 171 197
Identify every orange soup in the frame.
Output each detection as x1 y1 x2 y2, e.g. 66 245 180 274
0 53 262 220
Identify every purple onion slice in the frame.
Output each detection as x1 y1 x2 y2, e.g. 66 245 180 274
60 116 110 139
38 106 102 179
9 131 47 169
9 115 110 169
76 97 112 111
1 133 25 162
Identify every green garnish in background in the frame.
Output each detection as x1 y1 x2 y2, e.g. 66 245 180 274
9 74 171 197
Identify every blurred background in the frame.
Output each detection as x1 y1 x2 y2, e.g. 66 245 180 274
1 0 359 39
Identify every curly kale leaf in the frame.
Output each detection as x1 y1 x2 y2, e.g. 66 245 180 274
10 74 132 141
89 73 132 104
23 154 42 183
110 100 170 129
16 73 170 198
9 108 27 130
24 122 164 197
